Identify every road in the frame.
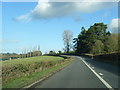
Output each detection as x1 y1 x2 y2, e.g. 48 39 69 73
81 56 119 89
32 56 119 89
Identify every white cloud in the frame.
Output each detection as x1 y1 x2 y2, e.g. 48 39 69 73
14 14 31 22
109 18 119 33
15 0 114 22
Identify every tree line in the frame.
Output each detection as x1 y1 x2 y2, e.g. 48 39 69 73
62 22 119 55
19 45 42 58
73 23 119 55
1 45 42 60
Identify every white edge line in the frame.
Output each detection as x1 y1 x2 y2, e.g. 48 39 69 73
80 57 114 90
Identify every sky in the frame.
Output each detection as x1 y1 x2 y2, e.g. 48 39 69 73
1 1 119 54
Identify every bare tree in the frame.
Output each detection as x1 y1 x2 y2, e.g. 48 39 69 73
27 48 29 58
22 51 24 58
30 48 32 57
24 49 27 58
33 47 36 57
37 45 41 56
63 30 73 53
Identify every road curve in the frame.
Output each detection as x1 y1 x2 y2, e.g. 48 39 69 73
32 56 109 88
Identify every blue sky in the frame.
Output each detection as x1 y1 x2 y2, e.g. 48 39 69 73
2 1 118 54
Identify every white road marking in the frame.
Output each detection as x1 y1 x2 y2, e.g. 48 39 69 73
99 73 103 76
99 73 104 78
79 57 114 90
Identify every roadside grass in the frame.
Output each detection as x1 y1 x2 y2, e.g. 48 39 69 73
2 56 64 67
3 62 71 88
2 56 72 88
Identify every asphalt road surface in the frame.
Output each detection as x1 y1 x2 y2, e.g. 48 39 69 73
81 56 119 89
32 56 119 89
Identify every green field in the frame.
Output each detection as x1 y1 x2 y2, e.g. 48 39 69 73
2 56 64 66
2 56 72 88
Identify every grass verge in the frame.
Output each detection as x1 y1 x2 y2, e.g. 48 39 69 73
3 60 72 88
2 56 67 84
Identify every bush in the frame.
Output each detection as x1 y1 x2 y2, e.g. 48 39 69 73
2 56 70 84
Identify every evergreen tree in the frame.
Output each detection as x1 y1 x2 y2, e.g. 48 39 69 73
73 23 111 55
